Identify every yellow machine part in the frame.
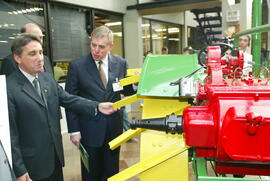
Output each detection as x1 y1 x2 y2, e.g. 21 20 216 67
126 68 141 77
140 130 189 181
142 97 189 119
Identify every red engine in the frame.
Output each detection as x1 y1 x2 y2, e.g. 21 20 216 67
183 46 270 176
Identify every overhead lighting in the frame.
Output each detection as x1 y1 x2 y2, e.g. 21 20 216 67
155 28 167 32
0 41 8 43
10 24 15 26
17 10 23 14
34 7 39 11
13 11 18 15
141 24 150 27
8 37 15 39
168 38 180 41
113 32 122 37
8 12 13 14
4 24 9 27
26 9 31 12
105 21 122 26
22 10 27 13
168 28 179 33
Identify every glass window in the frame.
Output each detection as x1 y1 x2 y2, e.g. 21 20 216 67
142 19 181 55
167 25 181 54
94 11 124 57
151 21 167 54
142 19 151 56
50 4 90 63
0 0 45 60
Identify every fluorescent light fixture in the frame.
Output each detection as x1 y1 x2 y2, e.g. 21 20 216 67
168 38 180 41
4 24 8 27
26 9 31 12
8 37 15 39
113 32 122 37
8 12 13 14
141 24 150 27
9 24 15 26
105 22 122 26
155 28 167 32
34 7 39 11
17 10 23 14
13 11 18 15
22 10 27 13
0 41 8 43
168 28 179 33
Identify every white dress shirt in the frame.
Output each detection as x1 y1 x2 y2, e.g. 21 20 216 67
19 67 38 87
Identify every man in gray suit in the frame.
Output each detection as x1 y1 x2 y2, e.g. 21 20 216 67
7 34 116 181
0 23 53 76
0 140 16 181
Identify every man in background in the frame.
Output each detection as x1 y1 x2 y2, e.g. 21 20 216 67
0 23 52 76
161 47 168 54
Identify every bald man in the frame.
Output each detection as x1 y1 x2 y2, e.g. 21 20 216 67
0 23 53 76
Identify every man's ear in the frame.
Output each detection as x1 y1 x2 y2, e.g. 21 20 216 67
13 54 21 64
108 43 113 51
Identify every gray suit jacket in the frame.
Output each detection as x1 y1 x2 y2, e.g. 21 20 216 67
0 54 53 76
0 140 16 181
7 70 98 180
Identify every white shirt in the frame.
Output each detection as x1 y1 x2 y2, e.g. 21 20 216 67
240 50 253 76
94 54 109 82
19 67 38 87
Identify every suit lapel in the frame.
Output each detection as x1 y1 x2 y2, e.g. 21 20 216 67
20 74 46 108
108 54 117 88
85 54 106 90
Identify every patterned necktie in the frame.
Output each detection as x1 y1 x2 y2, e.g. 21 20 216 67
98 61 107 88
33 78 41 97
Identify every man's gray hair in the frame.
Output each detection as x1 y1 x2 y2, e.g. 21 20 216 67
11 33 41 56
91 26 113 44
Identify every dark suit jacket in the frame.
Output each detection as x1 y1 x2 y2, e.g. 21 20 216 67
7 70 99 180
0 140 16 181
65 54 133 147
0 54 53 76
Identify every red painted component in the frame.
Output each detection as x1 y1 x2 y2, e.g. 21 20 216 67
183 46 270 176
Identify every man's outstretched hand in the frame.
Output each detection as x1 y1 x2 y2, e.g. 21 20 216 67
98 102 117 115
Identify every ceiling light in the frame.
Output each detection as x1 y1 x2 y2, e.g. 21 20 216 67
105 22 122 26
8 12 13 14
13 11 18 15
8 37 15 39
17 10 22 14
4 24 9 27
0 41 8 43
26 9 31 12
141 24 150 27
22 10 27 13
34 8 39 11
10 24 15 26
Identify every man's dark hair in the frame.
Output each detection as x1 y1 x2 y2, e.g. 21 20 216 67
11 33 41 56
162 47 168 51
20 26 26 33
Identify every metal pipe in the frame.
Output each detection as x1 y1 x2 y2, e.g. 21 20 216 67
252 0 263 74
233 24 270 41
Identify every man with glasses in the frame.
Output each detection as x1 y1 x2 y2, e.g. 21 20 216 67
0 23 52 76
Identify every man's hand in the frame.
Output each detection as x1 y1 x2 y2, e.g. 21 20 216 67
70 134 81 148
98 102 117 115
17 173 31 181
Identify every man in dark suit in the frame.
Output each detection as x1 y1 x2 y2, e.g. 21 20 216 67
65 26 134 181
0 23 53 76
7 34 116 181
0 140 16 181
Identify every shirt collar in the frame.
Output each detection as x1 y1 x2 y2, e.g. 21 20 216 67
94 54 109 67
19 67 38 84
